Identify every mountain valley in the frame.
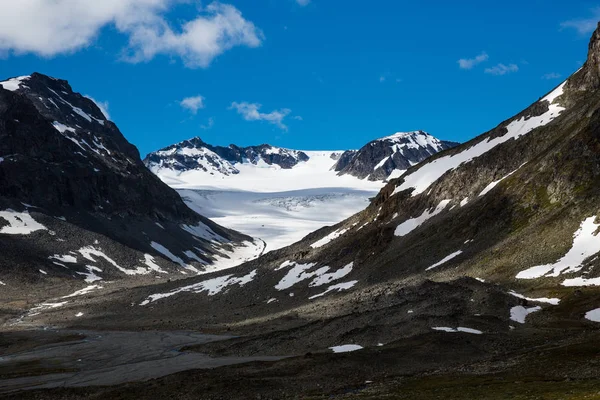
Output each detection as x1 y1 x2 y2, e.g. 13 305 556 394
3 20 600 400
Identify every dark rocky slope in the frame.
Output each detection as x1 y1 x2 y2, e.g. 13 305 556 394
0 73 261 324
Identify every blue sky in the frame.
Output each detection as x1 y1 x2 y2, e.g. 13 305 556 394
0 1 598 156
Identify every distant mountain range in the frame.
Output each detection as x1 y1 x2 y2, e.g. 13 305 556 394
144 131 457 183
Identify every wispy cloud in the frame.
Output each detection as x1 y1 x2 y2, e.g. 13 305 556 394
560 8 600 36
296 0 311 6
542 72 562 80
85 95 110 119
201 117 214 130
379 75 386 83
458 52 489 69
484 63 519 76
180 96 205 114
0 2 263 68
229 102 292 130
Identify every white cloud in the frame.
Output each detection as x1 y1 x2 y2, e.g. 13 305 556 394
542 72 561 80
229 102 292 130
84 95 110 119
379 75 386 83
296 0 311 6
560 8 600 35
0 1 263 68
458 52 489 69
180 95 205 114
484 63 519 76
201 117 215 129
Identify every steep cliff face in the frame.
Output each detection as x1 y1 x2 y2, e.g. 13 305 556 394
0 73 197 220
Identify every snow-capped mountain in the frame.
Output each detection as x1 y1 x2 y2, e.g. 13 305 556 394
0 73 263 313
145 137 310 177
334 130 459 181
144 131 454 184
144 132 453 252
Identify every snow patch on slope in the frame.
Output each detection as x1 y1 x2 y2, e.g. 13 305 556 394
394 200 451 237
0 210 47 235
517 216 600 279
140 270 257 305
426 250 463 271
393 82 566 197
510 306 541 324
275 261 353 290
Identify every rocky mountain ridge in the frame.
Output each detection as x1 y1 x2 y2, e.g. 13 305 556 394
144 137 310 176
333 130 458 181
144 131 455 182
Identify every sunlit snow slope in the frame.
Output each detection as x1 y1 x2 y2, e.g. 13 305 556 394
152 151 382 252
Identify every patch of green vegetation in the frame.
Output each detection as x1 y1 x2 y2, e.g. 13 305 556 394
345 375 600 399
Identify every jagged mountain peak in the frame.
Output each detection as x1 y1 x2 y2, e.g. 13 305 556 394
565 22 600 92
145 137 310 176
333 130 458 181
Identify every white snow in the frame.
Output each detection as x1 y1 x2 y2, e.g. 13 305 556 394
184 250 206 264
508 290 560 305
394 200 451 237
478 165 524 197
154 150 382 252
140 270 257 305
79 245 152 275
562 276 600 287
155 150 382 193
50 254 78 264
180 188 375 252
0 281 5 286
150 241 199 274
202 240 265 274
310 263 354 286
426 250 463 271
309 280 358 299
52 121 76 133
0 76 30 91
393 82 566 197
143 254 167 273
275 261 353 290
584 308 600 322
77 265 103 283
510 305 542 323
311 228 348 248
460 197 469 207
181 222 225 243
75 312 84 317
516 216 600 279
329 344 363 353
432 327 483 334
39 269 47 275
62 284 103 298
0 209 47 235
